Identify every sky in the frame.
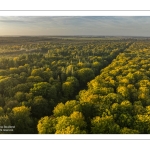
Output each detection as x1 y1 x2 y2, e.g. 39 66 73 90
0 16 150 36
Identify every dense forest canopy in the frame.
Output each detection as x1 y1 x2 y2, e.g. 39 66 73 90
0 36 150 134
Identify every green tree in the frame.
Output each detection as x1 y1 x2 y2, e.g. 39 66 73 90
62 82 74 98
117 113 133 128
76 68 95 86
9 67 19 74
0 107 4 116
30 82 56 99
14 91 26 102
132 101 145 115
31 96 49 118
138 87 150 106
10 106 34 134
0 77 18 96
91 116 120 134
66 76 79 89
27 76 43 83
0 115 12 134
31 68 43 77
120 127 139 134
92 61 101 75
117 86 130 99
37 116 57 134
53 100 80 117
55 111 87 134
53 102 65 117
105 93 123 104
4 100 19 112
0 95 5 107
133 114 150 133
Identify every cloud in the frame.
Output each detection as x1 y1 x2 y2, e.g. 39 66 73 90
0 16 150 36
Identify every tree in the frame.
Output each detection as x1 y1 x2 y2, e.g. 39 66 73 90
138 87 150 106
64 100 81 116
105 93 123 104
18 65 27 73
14 91 26 102
62 77 79 99
53 102 65 117
62 82 74 98
0 77 18 96
27 76 43 83
91 116 120 134
133 114 150 133
31 96 49 119
78 90 93 103
42 71 52 82
55 111 87 134
132 101 145 115
4 100 19 112
76 68 95 86
12 83 33 94
120 100 133 114
117 86 130 99
120 127 139 134
116 113 133 128
30 82 56 99
127 84 138 103
66 76 79 89
9 67 19 74
10 106 34 134
31 68 43 77
0 107 4 116
0 95 5 107
53 100 80 117
37 116 57 134
92 61 101 75
0 115 12 134
80 102 99 133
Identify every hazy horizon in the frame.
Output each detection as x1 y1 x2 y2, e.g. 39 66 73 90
1 16 150 36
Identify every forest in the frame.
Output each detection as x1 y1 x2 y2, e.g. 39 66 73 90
0 36 150 134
